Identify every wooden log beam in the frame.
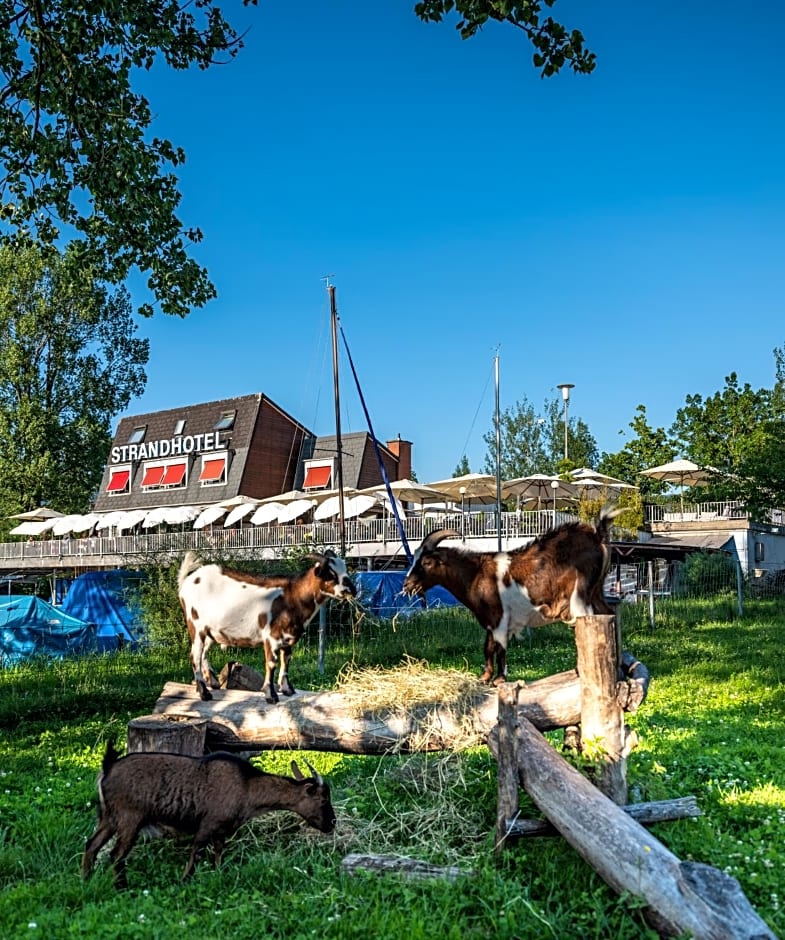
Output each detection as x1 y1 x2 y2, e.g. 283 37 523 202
150 670 585 754
515 714 774 939
341 853 472 882
503 795 703 839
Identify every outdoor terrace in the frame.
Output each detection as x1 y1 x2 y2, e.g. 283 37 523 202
0 500 759 574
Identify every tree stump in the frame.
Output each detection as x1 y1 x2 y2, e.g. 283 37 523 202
126 715 207 755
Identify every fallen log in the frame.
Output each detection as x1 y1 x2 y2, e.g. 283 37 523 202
510 704 774 939
502 795 702 839
149 669 585 754
341 853 472 882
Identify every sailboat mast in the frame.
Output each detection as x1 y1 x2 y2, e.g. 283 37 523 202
494 350 502 551
327 282 347 555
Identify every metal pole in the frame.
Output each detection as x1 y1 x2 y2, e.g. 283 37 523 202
327 282 346 557
557 383 574 463
494 352 502 551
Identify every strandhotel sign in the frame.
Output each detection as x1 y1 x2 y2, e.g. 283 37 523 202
110 431 225 464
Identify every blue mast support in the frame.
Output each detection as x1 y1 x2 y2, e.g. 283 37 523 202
339 325 413 564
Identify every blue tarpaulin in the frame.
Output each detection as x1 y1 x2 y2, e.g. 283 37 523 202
0 595 97 665
60 570 145 651
355 571 458 619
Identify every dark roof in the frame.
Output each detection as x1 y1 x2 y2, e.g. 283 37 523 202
611 535 733 564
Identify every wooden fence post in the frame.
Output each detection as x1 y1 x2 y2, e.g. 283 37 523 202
574 614 627 805
495 682 520 852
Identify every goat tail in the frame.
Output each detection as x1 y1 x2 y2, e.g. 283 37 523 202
97 738 122 814
595 504 625 546
178 550 202 588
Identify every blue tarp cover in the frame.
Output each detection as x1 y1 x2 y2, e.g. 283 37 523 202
0 595 96 665
60 570 145 651
355 572 458 618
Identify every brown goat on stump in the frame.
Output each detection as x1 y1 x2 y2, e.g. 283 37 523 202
402 506 620 684
82 741 336 887
178 550 356 704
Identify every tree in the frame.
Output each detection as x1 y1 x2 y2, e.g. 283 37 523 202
481 393 597 479
599 405 676 498
453 455 471 476
0 244 148 521
670 372 785 518
0 1 591 319
0 0 250 318
414 1 596 77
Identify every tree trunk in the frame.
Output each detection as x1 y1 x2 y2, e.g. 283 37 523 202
148 670 585 754
126 715 207 755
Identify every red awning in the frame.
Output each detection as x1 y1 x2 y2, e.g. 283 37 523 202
106 469 130 493
161 462 187 486
199 458 226 483
303 465 332 489
141 465 165 487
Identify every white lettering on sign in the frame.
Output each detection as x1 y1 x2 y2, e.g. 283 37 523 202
110 431 224 464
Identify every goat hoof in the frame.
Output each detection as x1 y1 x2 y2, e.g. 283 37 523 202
197 684 213 702
492 676 508 687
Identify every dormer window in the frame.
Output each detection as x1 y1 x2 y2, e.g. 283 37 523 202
127 425 147 444
174 419 186 435
214 410 236 431
303 460 333 490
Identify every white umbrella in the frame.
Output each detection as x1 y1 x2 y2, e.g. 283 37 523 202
70 513 102 533
313 493 354 521
9 518 59 536
502 474 578 507
571 468 631 486
344 494 379 519
640 458 716 514
8 506 65 521
94 510 127 531
572 478 636 502
425 473 499 505
193 504 229 530
142 507 169 529
51 514 89 537
361 478 450 505
164 505 201 525
277 498 314 523
223 502 259 527
115 508 149 532
250 502 284 525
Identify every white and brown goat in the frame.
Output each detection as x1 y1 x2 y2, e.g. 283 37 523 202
402 507 620 684
178 550 356 704
82 740 335 887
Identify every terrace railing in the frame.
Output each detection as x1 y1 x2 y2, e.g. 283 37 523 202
0 508 576 568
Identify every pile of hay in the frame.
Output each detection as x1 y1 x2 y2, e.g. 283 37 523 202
334 656 492 752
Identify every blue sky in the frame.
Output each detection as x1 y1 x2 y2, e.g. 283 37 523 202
121 0 785 485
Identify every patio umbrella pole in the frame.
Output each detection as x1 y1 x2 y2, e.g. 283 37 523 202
328 281 347 556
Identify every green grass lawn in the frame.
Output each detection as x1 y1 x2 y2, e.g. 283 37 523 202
0 597 782 939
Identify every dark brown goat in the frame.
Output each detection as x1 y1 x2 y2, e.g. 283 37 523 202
178 550 356 704
402 506 620 684
82 741 336 887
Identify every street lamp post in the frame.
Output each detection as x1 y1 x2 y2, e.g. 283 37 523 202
556 383 575 462
551 479 559 528
460 486 466 540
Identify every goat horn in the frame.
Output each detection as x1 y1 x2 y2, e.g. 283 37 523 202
303 757 324 785
420 528 462 553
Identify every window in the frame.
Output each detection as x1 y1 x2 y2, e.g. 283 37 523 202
214 410 236 431
174 419 186 435
161 462 187 487
127 425 147 444
303 462 332 489
141 465 165 488
199 455 227 485
754 542 765 563
106 467 131 495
